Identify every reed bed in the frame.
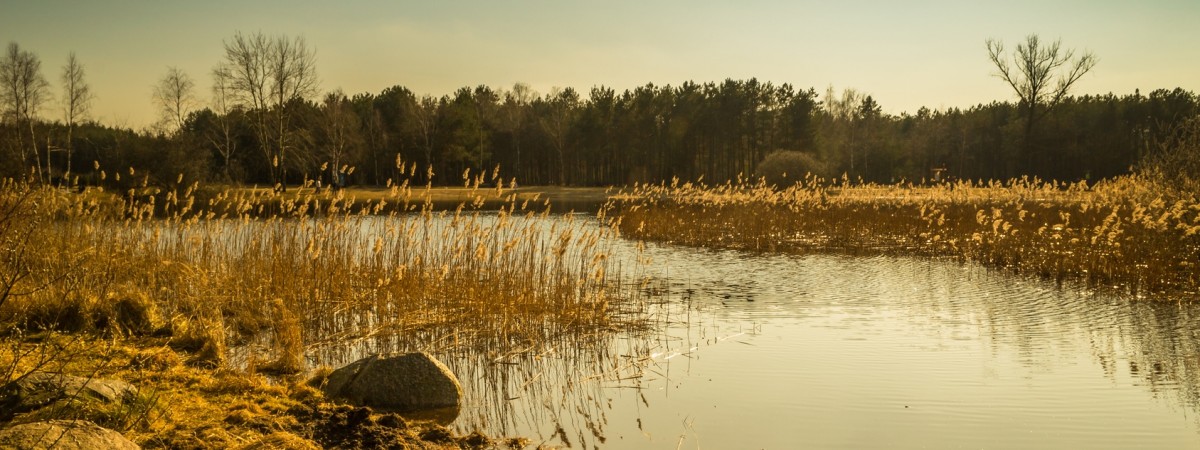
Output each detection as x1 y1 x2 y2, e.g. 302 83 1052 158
0 167 645 375
614 174 1200 298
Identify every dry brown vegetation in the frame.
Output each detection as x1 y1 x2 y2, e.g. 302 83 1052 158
615 173 1200 298
0 335 511 449
7 143 1199 446
0 165 639 447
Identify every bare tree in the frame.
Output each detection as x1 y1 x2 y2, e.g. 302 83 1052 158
412 95 439 182
217 32 271 185
502 82 535 177
208 65 241 182
986 34 1097 168
318 89 360 188
823 85 862 121
267 34 318 191
1 42 51 182
220 31 318 191
472 85 497 172
152 66 196 135
542 87 579 185
821 86 864 174
60 52 92 181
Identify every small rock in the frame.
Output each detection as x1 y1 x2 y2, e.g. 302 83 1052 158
0 419 140 450
1 373 138 419
322 352 462 416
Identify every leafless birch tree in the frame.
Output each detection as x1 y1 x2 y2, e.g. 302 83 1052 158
218 31 318 191
208 65 241 182
61 52 92 180
1 42 51 182
153 66 196 135
318 89 360 188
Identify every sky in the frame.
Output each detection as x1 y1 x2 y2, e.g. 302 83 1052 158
2 0 1198 129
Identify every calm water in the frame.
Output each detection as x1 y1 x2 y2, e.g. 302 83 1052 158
323 215 1200 449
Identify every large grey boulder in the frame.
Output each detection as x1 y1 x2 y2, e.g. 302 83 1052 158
1 373 138 419
0 420 140 450
322 352 462 414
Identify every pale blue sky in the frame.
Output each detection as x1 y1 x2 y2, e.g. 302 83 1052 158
2 0 1198 128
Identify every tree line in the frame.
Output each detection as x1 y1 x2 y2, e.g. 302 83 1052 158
2 34 1198 190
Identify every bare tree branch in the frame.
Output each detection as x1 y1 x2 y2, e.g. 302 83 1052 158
152 66 195 135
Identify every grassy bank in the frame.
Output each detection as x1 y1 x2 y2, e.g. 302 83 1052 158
2 334 515 449
614 175 1200 298
0 177 641 448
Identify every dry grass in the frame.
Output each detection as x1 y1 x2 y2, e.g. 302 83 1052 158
230 184 609 205
0 334 493 449
614 173 1200 298
1 165 638 364
0 163 645 445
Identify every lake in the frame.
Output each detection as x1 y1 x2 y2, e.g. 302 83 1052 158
316 214 1200 449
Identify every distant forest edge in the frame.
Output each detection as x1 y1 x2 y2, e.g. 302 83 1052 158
8 83 1196 188
1 36 1198 189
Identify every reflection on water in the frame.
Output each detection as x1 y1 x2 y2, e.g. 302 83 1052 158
323 217 1200 449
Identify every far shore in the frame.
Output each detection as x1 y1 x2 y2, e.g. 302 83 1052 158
234 184 608 200
221 184 618 213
